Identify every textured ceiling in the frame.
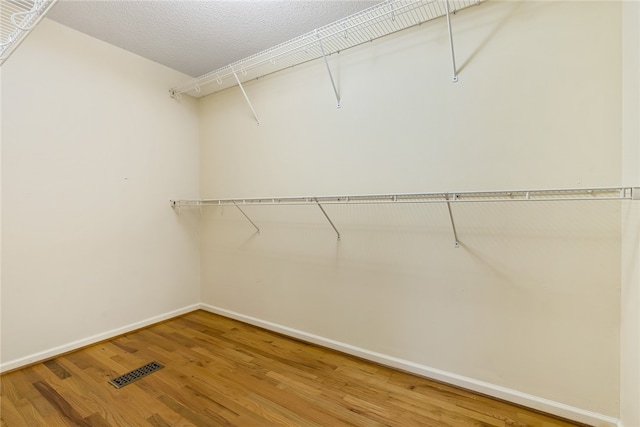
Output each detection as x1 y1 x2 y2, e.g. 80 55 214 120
47 0 380 77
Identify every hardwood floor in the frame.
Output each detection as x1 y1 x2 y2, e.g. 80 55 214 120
1 310 585 427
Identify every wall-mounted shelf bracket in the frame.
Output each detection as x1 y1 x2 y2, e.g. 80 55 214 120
232 70 260 125
316 30 341 108
444 0 458 82
171 199 206 214
446 194 460 248
315 198 341 240
170 199 181 214
233 202 261 235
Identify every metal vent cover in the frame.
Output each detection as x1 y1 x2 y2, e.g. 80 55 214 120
108 361 164 389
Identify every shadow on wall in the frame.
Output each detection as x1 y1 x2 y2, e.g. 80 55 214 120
197 200 620 396
198 199 620 286
456 0 525 74
456 1 560 76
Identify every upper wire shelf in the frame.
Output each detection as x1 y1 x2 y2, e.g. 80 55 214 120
170 0 480 99
1 0 58 66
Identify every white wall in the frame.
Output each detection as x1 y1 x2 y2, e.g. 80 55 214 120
199 1 623 422
0 66 3 366
0 19 201 370
621 2 640 426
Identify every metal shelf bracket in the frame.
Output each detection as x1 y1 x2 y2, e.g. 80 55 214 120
232 69 261 125
315 198 341 240
170 200 180 214
316 30 341 108
444 0 458 82
233 202 261 234
446 194 460 248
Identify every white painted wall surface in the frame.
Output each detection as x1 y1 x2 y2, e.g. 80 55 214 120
0 19 201 370
199 1 623 419
621 2 640 426
0 67 3 366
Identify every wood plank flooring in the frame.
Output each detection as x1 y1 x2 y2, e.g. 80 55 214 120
1 310 586 427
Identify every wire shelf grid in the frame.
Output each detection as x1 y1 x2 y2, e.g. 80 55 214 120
171 187 638 245
170 0 480 98
171 187 636 209
1 0 57 65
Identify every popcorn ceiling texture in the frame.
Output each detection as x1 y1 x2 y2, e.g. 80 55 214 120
47 0 379 77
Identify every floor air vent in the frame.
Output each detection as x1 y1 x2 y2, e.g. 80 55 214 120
108 361 164 389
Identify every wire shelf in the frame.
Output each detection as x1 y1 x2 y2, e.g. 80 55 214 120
170 0 481 99
1 0 57 65
171 187 637 208
171 187 638 245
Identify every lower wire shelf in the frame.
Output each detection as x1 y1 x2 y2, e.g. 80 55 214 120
170 186 638 246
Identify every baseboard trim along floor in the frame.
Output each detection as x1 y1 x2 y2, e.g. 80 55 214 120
199 303 622 427
0 304 200 374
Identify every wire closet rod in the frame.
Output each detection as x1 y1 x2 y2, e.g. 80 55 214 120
171 187 638 208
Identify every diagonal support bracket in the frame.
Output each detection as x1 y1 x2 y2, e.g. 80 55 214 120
233 202 260 235
232 70 261 125
316 31 341 108
444 0 458 82
446 194 460 248
315 199 341 240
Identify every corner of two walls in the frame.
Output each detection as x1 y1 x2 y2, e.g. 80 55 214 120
1 66 4 365
621 2 640 427
198 1 625 424
1 19 201 371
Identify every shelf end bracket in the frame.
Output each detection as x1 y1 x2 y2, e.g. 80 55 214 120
170 200 181 214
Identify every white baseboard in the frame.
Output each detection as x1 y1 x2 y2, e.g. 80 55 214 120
200 303 621 427
0 304 200 373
